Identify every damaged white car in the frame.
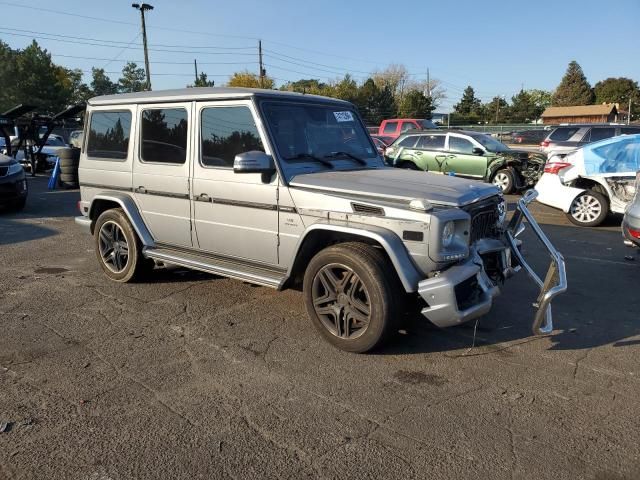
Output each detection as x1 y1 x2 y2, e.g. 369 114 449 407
536 134 640 227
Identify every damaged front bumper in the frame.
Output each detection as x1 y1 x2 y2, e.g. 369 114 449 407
418 189 567 335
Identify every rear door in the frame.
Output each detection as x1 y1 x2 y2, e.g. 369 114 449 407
444 134 486 177
414 133 447 171
132 103 192 247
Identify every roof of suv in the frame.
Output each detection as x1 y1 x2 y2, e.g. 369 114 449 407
89 87 352 107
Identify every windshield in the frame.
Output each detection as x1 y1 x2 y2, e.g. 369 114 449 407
470 133 510 153
261 101 382 180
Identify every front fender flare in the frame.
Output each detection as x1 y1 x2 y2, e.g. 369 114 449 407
89 193 155 247
287 221 423 292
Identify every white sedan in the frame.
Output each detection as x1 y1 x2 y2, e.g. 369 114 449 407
536 134 639 227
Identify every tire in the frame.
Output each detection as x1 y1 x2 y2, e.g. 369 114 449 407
303 242 401 353
492 169 515 194
59 172 79 189
566 190 609 227
56 148 80 160
10 197 26 211
397 161 419 170
59 158 79 171
94 208 151 282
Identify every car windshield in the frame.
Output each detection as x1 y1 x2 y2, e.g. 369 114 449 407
262 101 381 180
470 133 510 153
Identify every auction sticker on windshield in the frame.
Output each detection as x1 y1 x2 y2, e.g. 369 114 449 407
333 111 354 123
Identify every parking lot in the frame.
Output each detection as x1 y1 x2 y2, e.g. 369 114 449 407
1 177 639 479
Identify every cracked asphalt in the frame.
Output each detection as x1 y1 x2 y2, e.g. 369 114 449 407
1 177 639 480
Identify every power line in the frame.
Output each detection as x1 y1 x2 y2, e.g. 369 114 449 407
52 53 253 66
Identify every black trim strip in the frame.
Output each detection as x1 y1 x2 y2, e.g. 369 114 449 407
154 242 287 274
138 189 190 200
211 197 277 210
279 206 297 213
80 183 132 192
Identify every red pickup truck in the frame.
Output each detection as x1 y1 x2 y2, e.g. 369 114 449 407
378 118 438 139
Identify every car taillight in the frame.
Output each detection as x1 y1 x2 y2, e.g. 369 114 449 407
628 227 640 239
544 162 572 175
540 140 550 147
77 201 82 213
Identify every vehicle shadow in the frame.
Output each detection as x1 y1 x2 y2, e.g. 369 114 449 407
380 221 640 355
0 217 59 246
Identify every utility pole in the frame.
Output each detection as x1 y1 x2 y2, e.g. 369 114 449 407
426 68 431 98
258 40 265 88
132 3 153 91
629 97 632 125
194 59 198 84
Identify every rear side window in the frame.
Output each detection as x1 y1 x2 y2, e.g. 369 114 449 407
140 108 188 164
87 111 132 160
201 106 264 168
383 121 398 134
549 127 580 141
587 127 615 142
417 134 445 149
621 127 640 135
401 121 416 132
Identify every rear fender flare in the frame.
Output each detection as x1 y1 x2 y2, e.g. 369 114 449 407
89 193 155 247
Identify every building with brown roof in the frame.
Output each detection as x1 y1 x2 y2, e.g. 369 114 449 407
541 104 628 124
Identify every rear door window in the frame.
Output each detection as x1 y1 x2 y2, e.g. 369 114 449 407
86 111 132 160
140 108 188 164
396 136 418 148
587 127 616 142
621 127 640 135
549 127 580 141
417 134 445 150
400 121 417 132
448 136 475 154
383 121 398 134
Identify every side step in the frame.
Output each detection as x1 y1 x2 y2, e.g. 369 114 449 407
143 246 286 289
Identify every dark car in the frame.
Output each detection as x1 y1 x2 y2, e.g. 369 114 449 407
541 124 640 158
0 153 27 211
622 170 640 247
511 129 550 145
385 129 547 194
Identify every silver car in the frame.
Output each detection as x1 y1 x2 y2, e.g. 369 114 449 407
622 170 640 247
75 88 566 353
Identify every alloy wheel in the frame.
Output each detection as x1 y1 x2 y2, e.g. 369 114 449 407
493 172 510 192
98 221 130 273
570 194 602 224
311 263 371 339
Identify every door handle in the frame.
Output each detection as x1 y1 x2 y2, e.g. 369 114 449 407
196 193 211 202
414 151 423 155
135 186 147 194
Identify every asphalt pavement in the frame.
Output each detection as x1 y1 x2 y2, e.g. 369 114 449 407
1 176 639 480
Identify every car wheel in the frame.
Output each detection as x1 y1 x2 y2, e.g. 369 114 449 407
492 169 514 194
398 161 419 170
303 242 400 353
566 190 609 227
94 208 150 282
11 198 26 211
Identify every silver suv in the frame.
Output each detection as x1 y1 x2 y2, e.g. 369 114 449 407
541 124 640 158
75 88 566 352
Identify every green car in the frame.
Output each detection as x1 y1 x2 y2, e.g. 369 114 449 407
384 130 546 194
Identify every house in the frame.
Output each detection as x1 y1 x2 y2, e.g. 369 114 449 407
541 104 628 124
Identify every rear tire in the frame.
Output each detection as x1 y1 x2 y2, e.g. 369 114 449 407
303 242 401 353
94 209 150 282
566 190 609 227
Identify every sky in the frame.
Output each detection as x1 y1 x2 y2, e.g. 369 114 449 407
0 0 639 112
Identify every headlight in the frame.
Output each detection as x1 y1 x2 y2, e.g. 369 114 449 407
497 197 507 225
442 221 455 248
7 163 23 175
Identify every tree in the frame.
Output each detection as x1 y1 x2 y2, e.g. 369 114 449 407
509 90 536 123
189 72 215 88
0 41 19 112
372 64 410 101
484 96 509 124
280 79 328 95
356 78 397 125
593 77 640 120
552 61 594 106
526 89 552 119
118 62 147 93
331 74 359 104
227 71 274 89
453 86 482 115
398 90 434 119
91 68 118 96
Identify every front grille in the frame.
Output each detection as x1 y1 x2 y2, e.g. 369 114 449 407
463 196 500 243
0 166 8 177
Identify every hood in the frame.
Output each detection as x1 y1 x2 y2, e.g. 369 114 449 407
289 168 500 207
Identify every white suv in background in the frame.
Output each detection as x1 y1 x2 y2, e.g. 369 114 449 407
540 124 640 159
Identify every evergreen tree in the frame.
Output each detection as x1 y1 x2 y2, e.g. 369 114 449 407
398 90 434 119
552 61 594 106
453 86 482 115
190 72 215 88
509 90 535 123
118 62 147 93
91 68 118 96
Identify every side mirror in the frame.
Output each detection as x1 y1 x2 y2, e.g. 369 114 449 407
472 147 485 156
233 151 275 175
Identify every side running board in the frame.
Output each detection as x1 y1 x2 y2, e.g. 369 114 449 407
143 246 286 289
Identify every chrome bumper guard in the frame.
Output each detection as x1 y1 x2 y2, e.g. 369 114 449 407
505 189 567 335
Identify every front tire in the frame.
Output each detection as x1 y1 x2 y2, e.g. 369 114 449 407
492 169 515 194
397 161 419 170
94 209 150 282
303 242 400 353
566 190 609 227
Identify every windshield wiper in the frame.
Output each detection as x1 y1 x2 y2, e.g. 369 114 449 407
283 153 334 169
323 151 368 166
